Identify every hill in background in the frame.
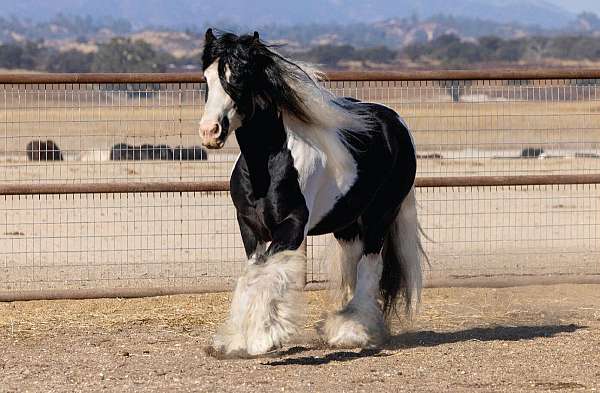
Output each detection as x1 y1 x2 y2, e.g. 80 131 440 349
2 2 600 72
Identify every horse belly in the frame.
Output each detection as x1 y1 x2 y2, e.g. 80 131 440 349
307 169 354 232
306 178 376 236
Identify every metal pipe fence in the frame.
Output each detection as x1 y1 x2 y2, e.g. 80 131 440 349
1 70 599 301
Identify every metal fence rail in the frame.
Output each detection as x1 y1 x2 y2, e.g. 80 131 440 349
4 68 600 83
2 174 600 196
1 69 599 301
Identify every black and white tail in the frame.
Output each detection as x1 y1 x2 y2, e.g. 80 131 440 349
380 187 424 316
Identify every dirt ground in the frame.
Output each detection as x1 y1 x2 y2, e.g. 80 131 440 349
1 284 599 393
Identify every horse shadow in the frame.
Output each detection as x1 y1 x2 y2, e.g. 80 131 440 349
262 324 583 367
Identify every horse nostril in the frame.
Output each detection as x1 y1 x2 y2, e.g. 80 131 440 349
221 117 230 133
208 124 219 136
200 123 220 137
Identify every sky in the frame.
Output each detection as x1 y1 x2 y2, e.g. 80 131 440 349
0 0 599 29
550 0 600 14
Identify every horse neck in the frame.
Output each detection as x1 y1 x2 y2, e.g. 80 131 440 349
235 108 287 197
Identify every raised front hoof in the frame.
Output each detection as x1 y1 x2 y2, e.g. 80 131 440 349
317 306 389 349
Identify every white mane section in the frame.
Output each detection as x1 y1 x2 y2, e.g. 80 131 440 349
279 62 369 185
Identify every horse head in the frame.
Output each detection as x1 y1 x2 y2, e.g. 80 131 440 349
199 29 315 149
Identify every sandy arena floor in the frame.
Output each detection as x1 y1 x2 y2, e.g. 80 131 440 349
1 284 599 392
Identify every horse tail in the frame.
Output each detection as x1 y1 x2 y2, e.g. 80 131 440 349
380 186 424 317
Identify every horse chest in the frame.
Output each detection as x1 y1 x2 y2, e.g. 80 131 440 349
231 141 357 240
231 149 310 240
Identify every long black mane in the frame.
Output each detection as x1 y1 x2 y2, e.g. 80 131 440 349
202 29 316 124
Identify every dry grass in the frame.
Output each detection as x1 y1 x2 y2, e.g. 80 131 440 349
0 293 229 341
0 291 333 341
2 286 599 342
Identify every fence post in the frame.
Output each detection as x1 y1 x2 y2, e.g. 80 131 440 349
300 238 308 289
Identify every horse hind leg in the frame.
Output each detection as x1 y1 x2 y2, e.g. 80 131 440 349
318 248 387 348
329 224 363 307
318 221 388 348
318 187 424 348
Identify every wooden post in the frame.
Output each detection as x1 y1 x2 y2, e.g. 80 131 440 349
300 238 308 289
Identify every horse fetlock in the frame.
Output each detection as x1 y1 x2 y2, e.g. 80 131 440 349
318 301 388 348
209 251 306 358
209 322 283 358
210 325 247 357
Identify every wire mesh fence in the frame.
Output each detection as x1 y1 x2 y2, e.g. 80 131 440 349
308 79 600 285
1 73 599 298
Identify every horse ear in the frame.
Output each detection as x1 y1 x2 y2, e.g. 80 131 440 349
253 31 260 41
205 28 215 44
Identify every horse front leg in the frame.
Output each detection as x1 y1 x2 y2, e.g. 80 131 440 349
237 212 267 264
265 214 307 256
210 212 308 357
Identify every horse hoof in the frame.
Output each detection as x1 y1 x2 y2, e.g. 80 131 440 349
317 304 388 348
208 330 249 359
204 334 282 359
205 333 277 359
203 345 253 360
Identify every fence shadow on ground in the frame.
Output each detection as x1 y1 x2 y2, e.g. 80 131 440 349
262 324 584 367
387 323 582 349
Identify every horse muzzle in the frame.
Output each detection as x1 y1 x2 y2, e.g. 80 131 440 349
201 137 226 149
199 119 229 149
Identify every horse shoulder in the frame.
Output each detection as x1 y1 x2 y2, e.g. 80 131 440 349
265 151 309 220
230 155 256 214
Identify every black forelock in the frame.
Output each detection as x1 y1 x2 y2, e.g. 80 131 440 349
201 30 313 123
202 30 254 71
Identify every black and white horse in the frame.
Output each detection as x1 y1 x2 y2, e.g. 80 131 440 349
199 29 423 357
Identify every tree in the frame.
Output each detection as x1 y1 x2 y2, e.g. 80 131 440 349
0 40 48 70
45 50 94 73
91 38 174 73
356 46 397 63
0 44 24 69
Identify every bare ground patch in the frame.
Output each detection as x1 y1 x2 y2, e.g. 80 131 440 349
1 285 600 392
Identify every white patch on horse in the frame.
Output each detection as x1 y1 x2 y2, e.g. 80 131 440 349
211 251 306 357
286 131 357 232
277 62 368 186
318 253 388 348
200 61 242 136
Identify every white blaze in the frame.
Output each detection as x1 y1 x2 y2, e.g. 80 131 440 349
200 61 242 134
